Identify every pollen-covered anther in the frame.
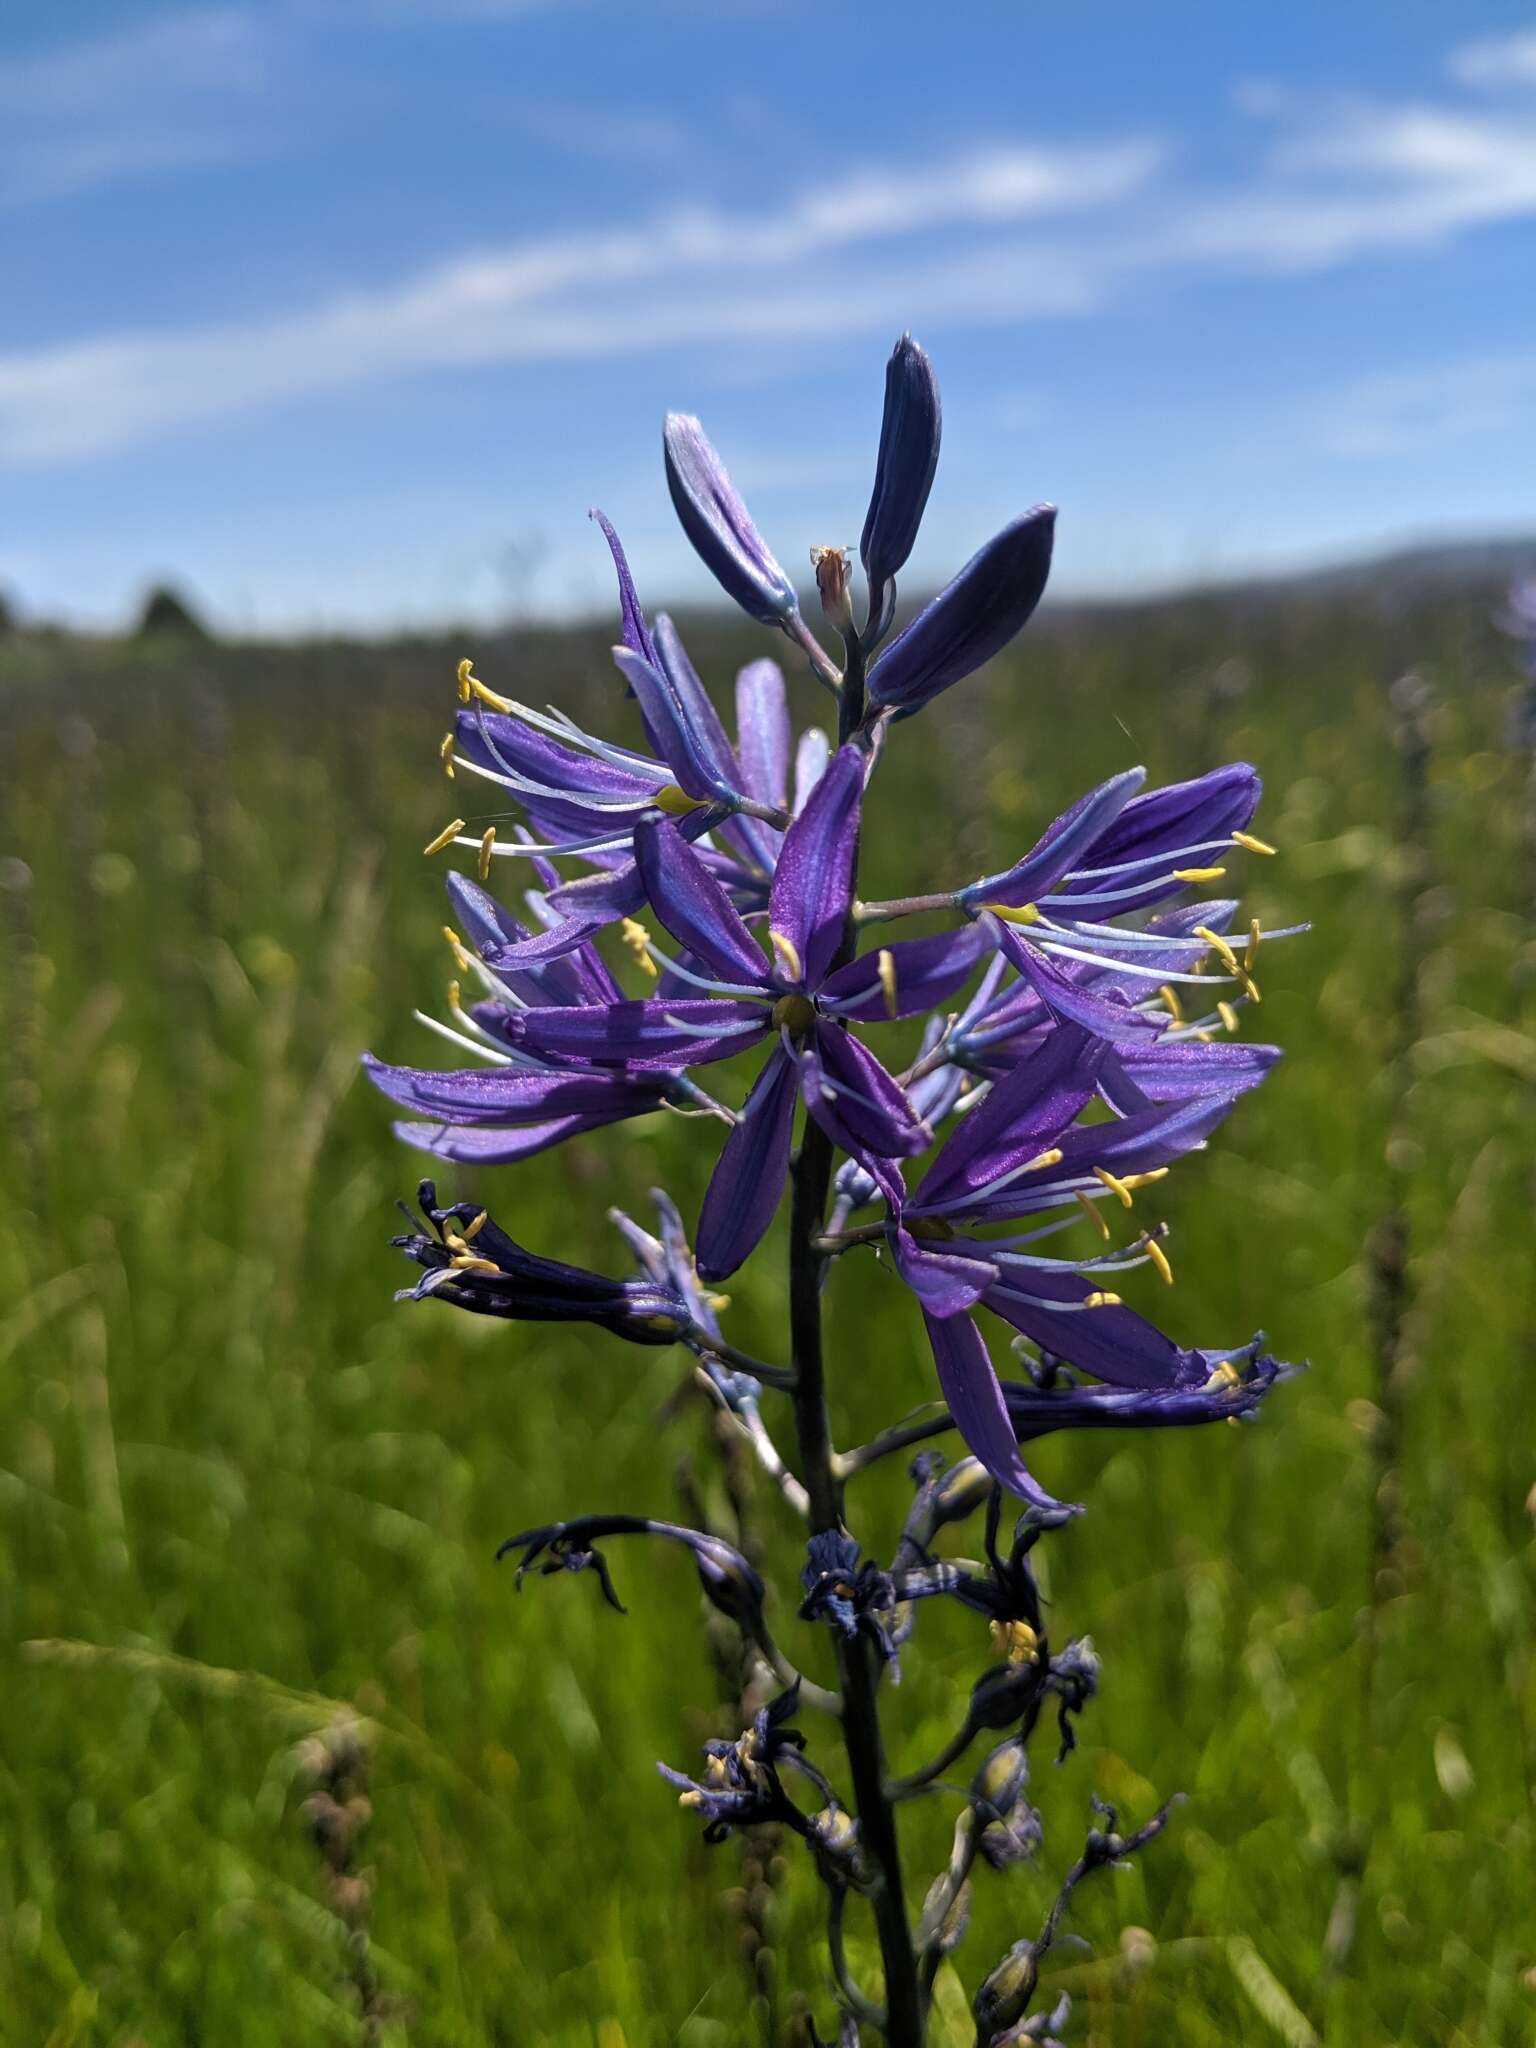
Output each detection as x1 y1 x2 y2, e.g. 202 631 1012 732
478 827 496 880
1232 829 1278 856
1093 1164 1135 1209
618 918 659 979
769 930 804 982
1075 1190 1111 1240
1160 982 1184 1022
423 818 466 857
1141 1234 1174 1286
456 657 474 704
439 731 456 778
450 1253 502 1275
1119 1168 1169 1192
979 900 1041 926
457 659 513 714
1023 1146 1064 1173
442 925 474 972
770 992 817 1037
462 1210 488 1243
1172 866 1227 883
877 948 899 1019
1082 1290 1122 1309
1245 917 1262 973
1217 1000 1240 1033
653 784 710 817
1204 1359 1244 1392
990 1619 1040 1665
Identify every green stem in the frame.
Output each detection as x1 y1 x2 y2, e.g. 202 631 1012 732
790 1122 925 2045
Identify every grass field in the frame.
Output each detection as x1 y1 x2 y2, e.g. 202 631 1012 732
2 580 1533 2046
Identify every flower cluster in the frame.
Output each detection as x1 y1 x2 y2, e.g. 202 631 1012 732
369 334 1301 2043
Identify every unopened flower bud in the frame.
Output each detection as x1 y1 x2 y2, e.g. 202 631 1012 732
811 545 854 633
973 1938 1039 2039
971 1736 1029 1819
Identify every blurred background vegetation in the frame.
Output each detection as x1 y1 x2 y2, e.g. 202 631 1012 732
2 574 1533 2046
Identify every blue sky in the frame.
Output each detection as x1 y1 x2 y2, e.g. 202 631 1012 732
4 0 1536 633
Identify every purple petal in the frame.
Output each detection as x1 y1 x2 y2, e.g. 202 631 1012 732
890 1226 995 1316
913 1021 1105 1212
1050 765 1261 916
393 1115 611 1164
362 1054 665 1127
957 1090 1244 1224
1100 1038 1281 1112
591 508 657 665
959 769 1146 912
993 923 1162 1045
800 1025 929 1161
447 873 622 1008
634 815 771 987
734 659 791 810
1003 1355 1288 1438
664 413 799 625
867 507 1055 718
794 728 830 813
612 635 734 806
696 1049 798 1280
983 1272 1203 1391
768 744 862 987
820 921 990 1022
504 998 768 1070
923 1309 1075 1511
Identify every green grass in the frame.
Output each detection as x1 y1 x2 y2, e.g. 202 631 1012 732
1 587 1533 2046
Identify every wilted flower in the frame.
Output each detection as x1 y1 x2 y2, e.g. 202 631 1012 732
498 1512 766 1630
658 1682 809 1843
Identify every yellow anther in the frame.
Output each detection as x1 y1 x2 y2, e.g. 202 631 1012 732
1196 1029 1216 1042
462 1210 488 1243
423 818 466 857
1093 1165 1135 1209
770 930 804 982
439 731 456 778
1217 1000 1240 1033
1142 1234 1174 1286
457 659 513 713
979 900 1041 926
1172 866 1227 883
1118 1168 1170 1191
1245 917 1262 973
706 1292 732 1313
653 783 710 817
1232 829 1277 856
1204 1359 1244 1391
877 947 898 1020
478 826 496 880
1022 1146 1064 1173
619 918 658 979
1083 1290 1122 1309
1159 983 1184 1022
442 924 474 971
1192 924 1239 972
450 1253 502 1274
989 1619 1040 1666
1075 1190 1111 1241
447 978 463 1013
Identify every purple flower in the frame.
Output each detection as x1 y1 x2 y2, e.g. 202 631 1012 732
870 1022 1268 1504
861 334 942 643
664 412 800 626
496 746 987 1278
865 507 1056 720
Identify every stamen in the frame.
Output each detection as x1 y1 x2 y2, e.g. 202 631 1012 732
1204 1358 1243 1391
1075 1190 1111 1241
1217 1000 1240 1033
449 1253 502 1274
990 1619 1040 1665
1142 1234 1174 1286
979 900 1040 926
462 1211 488 1242
1119 1169 1169 1192
1245 917 1262 973
770 930 804 982
1160 983 1184 1022
877 948 898 1020
1192 924 1239 971
654 784 710 817
1093 1165 1135 1208
442 924 474 972
1172 866 1227 883
439 731 456 778
457 659 514 714
620 917 660 980
1023 1146 1063 1173
424 818 466 857
478 827 496 880
1082 1291 1122 1309
456 657 474 704
1232 830 1277 856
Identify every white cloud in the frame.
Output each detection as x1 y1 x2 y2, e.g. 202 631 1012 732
1309 353 1536 457
0 9 270 207
1448 27 1536 90
0 139 1155 463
